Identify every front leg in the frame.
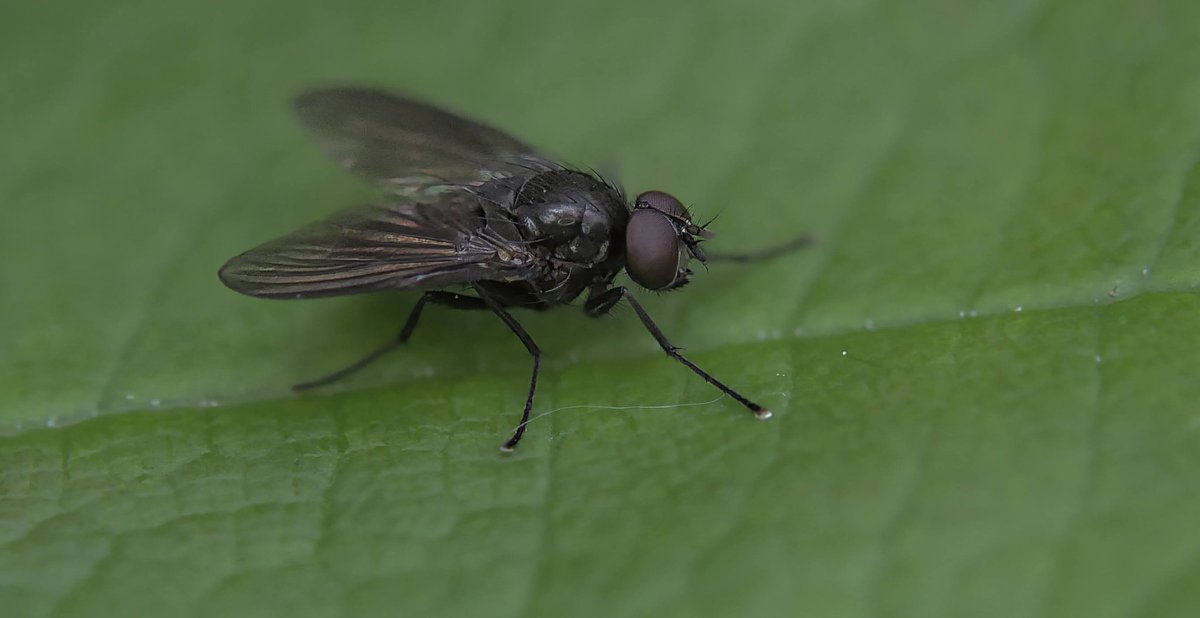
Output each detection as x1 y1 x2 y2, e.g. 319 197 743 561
703 233 813 263
584 287 772 419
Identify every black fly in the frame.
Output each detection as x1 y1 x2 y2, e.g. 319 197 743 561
219 88 808 451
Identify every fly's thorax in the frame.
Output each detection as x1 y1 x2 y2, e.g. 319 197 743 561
512 170 628 266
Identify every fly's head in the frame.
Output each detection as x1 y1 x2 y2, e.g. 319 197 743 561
624 190 713 292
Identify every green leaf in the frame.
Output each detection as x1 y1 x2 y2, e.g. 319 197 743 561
4 0 1200 616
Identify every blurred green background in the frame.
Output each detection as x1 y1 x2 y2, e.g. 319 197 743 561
4 0 1200 616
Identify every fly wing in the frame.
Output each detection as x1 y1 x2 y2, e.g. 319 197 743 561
219 195 533 299
294 88 560 195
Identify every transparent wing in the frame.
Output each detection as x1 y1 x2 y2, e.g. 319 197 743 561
219 196 533 299
294 88 560 194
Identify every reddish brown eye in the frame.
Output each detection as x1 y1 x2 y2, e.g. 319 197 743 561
635 190 690 221
625 209 681 290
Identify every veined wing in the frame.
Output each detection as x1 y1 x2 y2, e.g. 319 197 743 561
294 88 560 195
219 196 533 299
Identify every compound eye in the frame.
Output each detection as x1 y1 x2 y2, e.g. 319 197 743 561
625 208 681 290
635 190 690 221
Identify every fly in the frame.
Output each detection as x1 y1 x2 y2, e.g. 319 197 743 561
219 88 810 451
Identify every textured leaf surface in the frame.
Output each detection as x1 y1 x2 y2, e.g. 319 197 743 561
4 0 1200 616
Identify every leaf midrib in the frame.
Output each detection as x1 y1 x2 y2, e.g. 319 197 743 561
11 284 1193 440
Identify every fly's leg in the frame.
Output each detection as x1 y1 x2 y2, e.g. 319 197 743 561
473 285 542 452
585 287 771 419
292 291 487 391
704 233 812 263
